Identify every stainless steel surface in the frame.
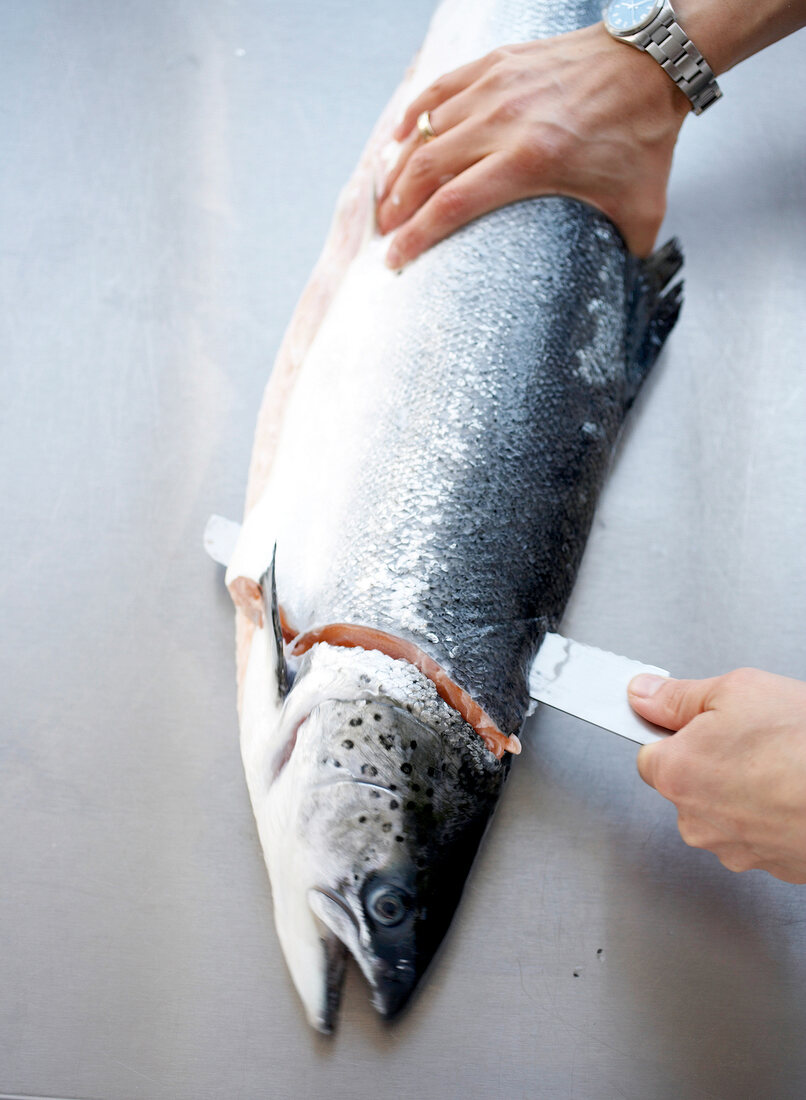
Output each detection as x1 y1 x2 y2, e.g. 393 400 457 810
1 3 805 1098
529 635 671 745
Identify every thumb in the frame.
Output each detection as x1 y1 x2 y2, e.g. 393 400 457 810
628 674 718 732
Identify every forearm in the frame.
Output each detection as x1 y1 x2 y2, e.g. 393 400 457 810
675 0 806 74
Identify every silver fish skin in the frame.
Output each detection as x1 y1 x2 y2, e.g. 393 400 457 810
253 636 504 1030
226 0 682 1032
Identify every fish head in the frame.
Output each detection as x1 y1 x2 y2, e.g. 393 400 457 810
255 645 506 1032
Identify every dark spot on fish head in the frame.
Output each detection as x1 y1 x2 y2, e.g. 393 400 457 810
411 783 420 793
409 740 417 750
342 739 354 749
389 799 399 810
395 835 404 843
382 822 392 833
370 790 380 799
401 763 412 776
359 815 367 824
349 717 363 727
373 713 382 722
361 763 378 778
406 801 415 811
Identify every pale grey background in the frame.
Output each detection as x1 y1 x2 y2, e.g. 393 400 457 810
2 2 805 1099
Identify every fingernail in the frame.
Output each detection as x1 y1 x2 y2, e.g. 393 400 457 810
629 674 667 698
390 193 401 207
386 243 402 269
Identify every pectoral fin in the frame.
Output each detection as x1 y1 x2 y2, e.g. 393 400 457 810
260 546 290 701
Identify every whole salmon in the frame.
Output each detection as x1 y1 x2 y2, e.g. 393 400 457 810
221 0 682 1032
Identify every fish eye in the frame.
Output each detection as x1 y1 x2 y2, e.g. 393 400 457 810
367 884 409 927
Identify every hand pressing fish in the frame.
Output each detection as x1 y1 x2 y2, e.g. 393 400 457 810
210 0 682 1033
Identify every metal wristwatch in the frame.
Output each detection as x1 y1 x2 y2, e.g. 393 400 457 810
602 0 722 115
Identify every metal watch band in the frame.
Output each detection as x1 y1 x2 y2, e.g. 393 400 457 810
637 7 722 114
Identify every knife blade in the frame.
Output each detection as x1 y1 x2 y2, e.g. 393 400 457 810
529 632 670 745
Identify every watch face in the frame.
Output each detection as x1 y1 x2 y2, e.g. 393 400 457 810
604 0 663 34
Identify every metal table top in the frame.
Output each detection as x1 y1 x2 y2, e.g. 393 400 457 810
2 3 805 1098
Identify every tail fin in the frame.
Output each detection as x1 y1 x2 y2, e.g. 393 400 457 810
624 237 684 406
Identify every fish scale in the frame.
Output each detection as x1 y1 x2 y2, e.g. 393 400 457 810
234 202 665 736
222 0 682 1032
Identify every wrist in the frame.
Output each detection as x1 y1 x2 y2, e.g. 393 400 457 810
595 22 691 123
600 3 721 116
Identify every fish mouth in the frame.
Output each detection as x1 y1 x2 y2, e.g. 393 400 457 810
308 884 421 1026
369 959 418 1021
307 888 357 1034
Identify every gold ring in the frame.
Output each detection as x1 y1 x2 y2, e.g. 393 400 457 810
416 110 437 141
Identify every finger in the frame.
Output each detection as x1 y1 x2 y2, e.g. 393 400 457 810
636 709 717 795
756 862 806 885
636 740 662 790
713 844 760 874
393 54 493 141
628 674 721 732
385 152 519 268
676 810 731 852
378 129 421 209
378 121 484 235
379 86 483 210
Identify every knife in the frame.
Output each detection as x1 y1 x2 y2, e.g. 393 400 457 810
527 631 670 746
205 514 670 746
